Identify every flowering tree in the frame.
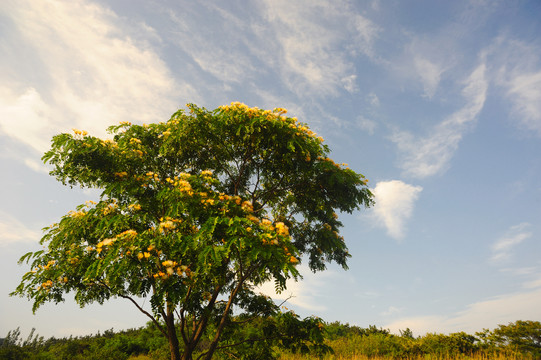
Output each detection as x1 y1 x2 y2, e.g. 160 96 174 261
12 103 373 360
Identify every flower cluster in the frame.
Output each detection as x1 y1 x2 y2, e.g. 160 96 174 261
96 238 115 253
158 220 177 232
40 260 56 270
146 171 160 182
68 210 86 218
158 130 171 138
118 229 137 239
40 280 53 289
128 203 141 211
102 202 118 215
275 222 289 236
72 128 88 137
165 174 193 195
137 252 151 260
100 139 118 149
218 102 323 142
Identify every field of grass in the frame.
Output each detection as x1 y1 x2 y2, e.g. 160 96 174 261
280 355 525 360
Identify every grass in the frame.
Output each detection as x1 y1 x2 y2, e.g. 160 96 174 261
279 354 525 360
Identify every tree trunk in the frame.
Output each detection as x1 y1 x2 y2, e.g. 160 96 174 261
165 311 182 360
203 276 246 360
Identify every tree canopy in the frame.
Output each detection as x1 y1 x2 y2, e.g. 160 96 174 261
12 102 373 360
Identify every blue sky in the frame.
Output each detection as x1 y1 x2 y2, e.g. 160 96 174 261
1 0 540 339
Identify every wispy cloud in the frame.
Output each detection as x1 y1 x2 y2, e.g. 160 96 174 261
367 92 380 107
381 306 402 316
0 0 187 158
391 63 487 178
489 37 541 136
414 56 446 99
357 115 377 135
256 0 380 97
257 265 341 312
491 223 532 263
506 71 541 135
0 212 41 246
370 180 423 239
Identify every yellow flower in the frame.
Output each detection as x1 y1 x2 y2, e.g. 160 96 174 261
289 256 298 263
128 204 141 211
137 253 144 260
275 222 289 236
247 215 260 223
102 238 114 246
242 200 253 212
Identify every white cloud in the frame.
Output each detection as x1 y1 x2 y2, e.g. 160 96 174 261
341 74 359 93
257 0 380 97
23 158 49 174
505 70 541 135
489 37 541 136
0 0 190 158
257 265 335 312
370 180 423 239
385 287 541 335
167 6 256 85
367 92 380 107
414 56 445 99
164 1 378 102
391 63 487 178
0 212 41 246
381 306 402 316
524 275 541 289
357 115 377 135
0 87 52 154
491 223 532 263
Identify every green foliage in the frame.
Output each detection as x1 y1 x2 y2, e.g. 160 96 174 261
11 103 373 360
476 320 541 357
0 325 168 360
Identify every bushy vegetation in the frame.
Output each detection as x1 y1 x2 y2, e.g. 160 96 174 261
282 320 541 359
2 319 539 360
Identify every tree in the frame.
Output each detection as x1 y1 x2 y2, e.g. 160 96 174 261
478 320 541 357
12 102 373 360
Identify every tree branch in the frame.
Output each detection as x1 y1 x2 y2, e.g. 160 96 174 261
115 292 167 338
